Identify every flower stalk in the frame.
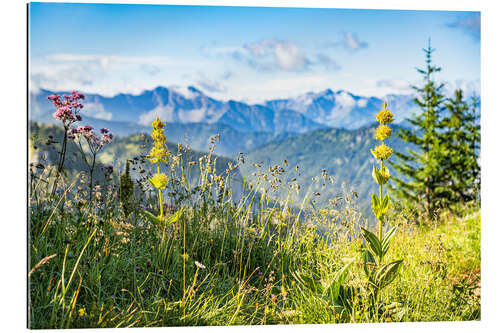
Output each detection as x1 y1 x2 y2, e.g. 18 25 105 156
46 91 84 196
74 126 114 203
147 116 170 219
361 102 402 315
370 101 394 240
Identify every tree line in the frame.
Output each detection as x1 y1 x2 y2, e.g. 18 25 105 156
390 40 480 220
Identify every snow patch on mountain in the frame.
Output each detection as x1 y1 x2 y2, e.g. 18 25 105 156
334 91 356 110
170 86 200 100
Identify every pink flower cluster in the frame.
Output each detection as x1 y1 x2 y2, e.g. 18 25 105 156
71 125 114 152
47 91 85 125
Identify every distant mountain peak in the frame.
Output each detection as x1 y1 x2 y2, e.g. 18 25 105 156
30 84 423 134
187 86 202 94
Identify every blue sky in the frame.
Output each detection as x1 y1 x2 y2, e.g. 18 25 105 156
29 2 480 103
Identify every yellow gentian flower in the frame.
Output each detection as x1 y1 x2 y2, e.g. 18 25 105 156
375 124 392 141
149 173 169 190
375 102 394 124
152 116 165 129
371 143 393 160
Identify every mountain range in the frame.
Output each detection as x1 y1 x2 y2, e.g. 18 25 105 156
30 86 417 132
29 85 421 156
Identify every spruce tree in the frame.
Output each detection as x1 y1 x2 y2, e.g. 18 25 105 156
469 94 481 199
440 90 480 204
119 160 135 217
389 41 448 219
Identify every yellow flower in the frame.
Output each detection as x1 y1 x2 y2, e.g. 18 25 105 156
281 285 288 297
149 173 169 189
148 116 169 164
78 308 87 317
151 129 166 143
147 146 169 164
152 116 165 129
375 124 392 141
376 102 394 124
371 143 393 160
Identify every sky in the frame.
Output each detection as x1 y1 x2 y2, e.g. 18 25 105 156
28 2 480 103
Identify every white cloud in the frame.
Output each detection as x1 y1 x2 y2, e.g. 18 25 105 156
443 79 480 99
315 53 340 70
357 98 368 108
29 53 190 96
139 104 175 126
376 79 411 91
243 39 310 71
340 32 368 51
223 39 341 73
231 74 332 103
195 73 227 93
82 99 113 121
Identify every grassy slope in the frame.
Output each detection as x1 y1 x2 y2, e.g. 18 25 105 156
388 209 480 322
29 185 480 328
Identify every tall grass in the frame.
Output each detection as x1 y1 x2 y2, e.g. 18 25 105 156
28 119 480 328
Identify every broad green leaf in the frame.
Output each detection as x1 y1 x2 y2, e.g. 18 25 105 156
381 193 389 210
374 260 403 289
361 227 382 260
328 262 352 300
381 225 398 256
292 270 321 294
319 262 352 302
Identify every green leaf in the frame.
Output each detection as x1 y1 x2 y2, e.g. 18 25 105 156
371 192 380 217
165 207 184 225
381 193 389 210
142 207 184 226
327 262 352 300
361 227 382 260
381 225 398 256
374 260 403 289
362 250 376 277
142 210 163 225
372 166 382 185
